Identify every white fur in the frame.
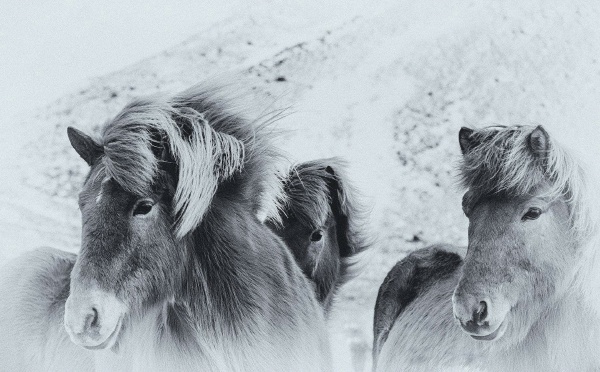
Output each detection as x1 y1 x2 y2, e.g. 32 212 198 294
0 248 94 372
91 303 331 372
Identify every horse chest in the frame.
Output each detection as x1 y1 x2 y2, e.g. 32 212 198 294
93 312 329 372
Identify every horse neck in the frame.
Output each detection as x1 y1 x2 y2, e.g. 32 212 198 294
521 283 600 369
572 231 600 316
525 235 600 354
174 194 272 334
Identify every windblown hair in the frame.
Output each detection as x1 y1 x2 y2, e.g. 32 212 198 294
459 125 595 241
279 158 371 271
97 83 282 238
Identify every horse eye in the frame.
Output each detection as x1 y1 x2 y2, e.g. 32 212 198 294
310 230 323 242
133 200 154 216
522 207 542 221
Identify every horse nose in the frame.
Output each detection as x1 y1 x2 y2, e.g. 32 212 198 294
65 305 102 340
64 287 127 349
453 295 491 334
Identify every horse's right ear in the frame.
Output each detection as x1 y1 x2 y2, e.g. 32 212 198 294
528 125 550 157
67 127 103 166
458 127 476 154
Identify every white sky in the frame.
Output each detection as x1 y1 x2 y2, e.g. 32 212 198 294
0 0 247 124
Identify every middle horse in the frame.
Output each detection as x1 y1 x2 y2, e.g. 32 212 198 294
269 158 370 312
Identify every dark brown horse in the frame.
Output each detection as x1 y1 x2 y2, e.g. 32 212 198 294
0 84 332 371
373 125 600 372
268 158 370 312
0 157 367 372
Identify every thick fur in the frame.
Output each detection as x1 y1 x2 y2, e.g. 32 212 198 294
0 248 94 371
372 245 462 368
375 125 600 372
458 125 593 238
98 85 281 238
83 84 329 371
0 83 331 372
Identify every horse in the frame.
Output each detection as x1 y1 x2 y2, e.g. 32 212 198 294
0 158 368 371
267 158 370 312
0 157 364 372
0 84 333 372
372 125 600 372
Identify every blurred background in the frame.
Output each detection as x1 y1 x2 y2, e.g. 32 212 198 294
2 1 600 370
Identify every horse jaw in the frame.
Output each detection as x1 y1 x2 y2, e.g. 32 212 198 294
64 286 128 350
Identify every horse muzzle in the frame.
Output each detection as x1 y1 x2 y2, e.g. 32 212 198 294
452 291 510 341
64 287 127 350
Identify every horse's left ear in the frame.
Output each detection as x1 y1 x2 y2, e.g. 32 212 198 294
458 127 476 155
67 127 103 166
528 125 549 157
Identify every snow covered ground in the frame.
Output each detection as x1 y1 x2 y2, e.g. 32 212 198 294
2 1 600 371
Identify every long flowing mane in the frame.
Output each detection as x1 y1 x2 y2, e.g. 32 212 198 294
96 83 282 237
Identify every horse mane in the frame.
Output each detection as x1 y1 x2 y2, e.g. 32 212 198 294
279 161 332 231
97 82 282 238
458 125 595 241
277 157 371 262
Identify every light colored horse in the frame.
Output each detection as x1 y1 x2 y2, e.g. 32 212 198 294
373 125 600 372
0 84 332 372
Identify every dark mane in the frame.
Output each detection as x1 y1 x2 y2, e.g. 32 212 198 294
279 158 371 277
97 83 282 237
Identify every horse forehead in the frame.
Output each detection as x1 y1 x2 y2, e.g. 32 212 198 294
470 197 525 224
82 171 128 206
95 176 112 203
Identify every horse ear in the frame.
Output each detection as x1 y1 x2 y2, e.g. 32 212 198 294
458 127 476 154
462 190 475 217
528 125 549 157
323 163 354 258
67 127 103 166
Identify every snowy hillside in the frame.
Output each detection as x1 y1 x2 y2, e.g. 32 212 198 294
2 1 600 371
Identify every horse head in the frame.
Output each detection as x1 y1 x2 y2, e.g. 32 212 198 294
452 125 587 344
268 158 370 310
63 94 247 350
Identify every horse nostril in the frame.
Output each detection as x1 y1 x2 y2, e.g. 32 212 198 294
91 307 99 327
473 301 488 325
84 307 99 330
